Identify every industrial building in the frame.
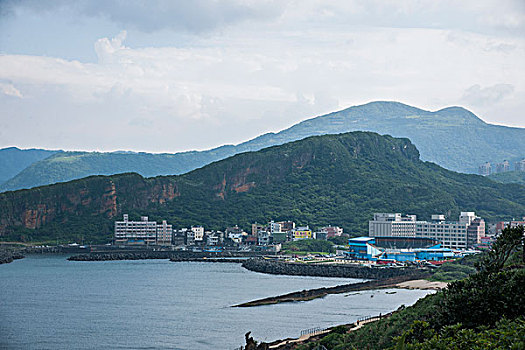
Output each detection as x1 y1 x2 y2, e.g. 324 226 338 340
346 237 457 263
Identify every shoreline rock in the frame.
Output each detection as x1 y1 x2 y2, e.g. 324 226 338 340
0 250 25 264
241 258 429 280
68 250 269 261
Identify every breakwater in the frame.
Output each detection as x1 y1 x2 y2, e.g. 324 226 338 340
242 258 429 280
234 274 429 307
68 250 268 261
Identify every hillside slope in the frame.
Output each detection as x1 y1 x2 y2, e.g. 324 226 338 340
1 132 524 243
489 170 525 185
0 147 58 185
2 101 524 192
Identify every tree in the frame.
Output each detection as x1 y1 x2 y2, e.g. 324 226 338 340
476 225 524 274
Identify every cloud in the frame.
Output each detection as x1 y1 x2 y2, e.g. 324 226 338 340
461 84 515 107
1 5 525 151
0 82 23 98
1 0 283 34
94 30 128 63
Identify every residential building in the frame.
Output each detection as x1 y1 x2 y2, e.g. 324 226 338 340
515 159 525 172
186 229 196 246
278 221 295 232
114 214 157 245
258 231 271 245
467 217 485 247
268 220 282 234
369 213 417 238
191 226 204 242
319 226 343 238
495 160 510 173
292 226 312 241
478 162 491 176
206 231 221 246
156 220 172 245
172 229 186 246
251 223 264 236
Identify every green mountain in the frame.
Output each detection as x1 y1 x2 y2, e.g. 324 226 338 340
1 132 524 244
0 147 58 185
2 101 524 192
488 170 525 185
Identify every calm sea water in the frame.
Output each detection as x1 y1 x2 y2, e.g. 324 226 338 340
0 255 432 350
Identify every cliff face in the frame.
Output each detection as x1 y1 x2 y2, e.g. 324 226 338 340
0 131 523 243
0 174 181 237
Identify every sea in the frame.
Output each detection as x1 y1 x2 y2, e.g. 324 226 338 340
0 255 432 350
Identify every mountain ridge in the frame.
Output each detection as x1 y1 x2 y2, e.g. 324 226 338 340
2 101 524 192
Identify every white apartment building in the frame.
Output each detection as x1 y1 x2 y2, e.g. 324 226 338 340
268 221 282 234
156 220 173 245
369 212 485 249
191 226 204 242
369 213 417 238
114 214 157 245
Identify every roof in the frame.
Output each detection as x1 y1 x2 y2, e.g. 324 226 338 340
349 236 375 242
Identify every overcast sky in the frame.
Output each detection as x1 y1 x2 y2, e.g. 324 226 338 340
1 0 524 152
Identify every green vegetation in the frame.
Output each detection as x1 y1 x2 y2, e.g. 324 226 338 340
3 102 525 191
0 147 56 185
282 240 335 254
1 132 524 244
294 226 525 349
397 317 524 349
489 170 525 185
428 261 477 282
328 236 349 245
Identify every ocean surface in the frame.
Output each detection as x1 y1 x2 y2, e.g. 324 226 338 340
0 255 432 350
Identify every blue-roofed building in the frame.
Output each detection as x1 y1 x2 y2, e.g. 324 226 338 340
414 246 456 261
347 237 383 260
346 237 459 262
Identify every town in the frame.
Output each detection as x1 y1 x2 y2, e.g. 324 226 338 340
112 211 525 265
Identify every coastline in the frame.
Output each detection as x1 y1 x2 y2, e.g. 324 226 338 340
0 250 25 264
233 274 440 307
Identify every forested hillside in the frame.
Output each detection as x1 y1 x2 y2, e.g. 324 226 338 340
1 132 524 243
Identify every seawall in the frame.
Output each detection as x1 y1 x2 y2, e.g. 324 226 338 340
68 250 268 261
242 258 428 280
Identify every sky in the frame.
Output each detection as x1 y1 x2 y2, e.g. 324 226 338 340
0 0 524 153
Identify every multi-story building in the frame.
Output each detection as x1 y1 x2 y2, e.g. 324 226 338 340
369 212 484 249
268 221 282 234
515 159 525 172
251 223 265 236
156 220 173 245
467 218 485 247
478 162 491 176
416 219 468 249
191 226 204 242
369 213 417 238
172 229 186 246
319 226 343 238
278 221 295 233
495 160 510 173
186 229 197 246
114 214 157 245
292 226 312 241
258 231 271 245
